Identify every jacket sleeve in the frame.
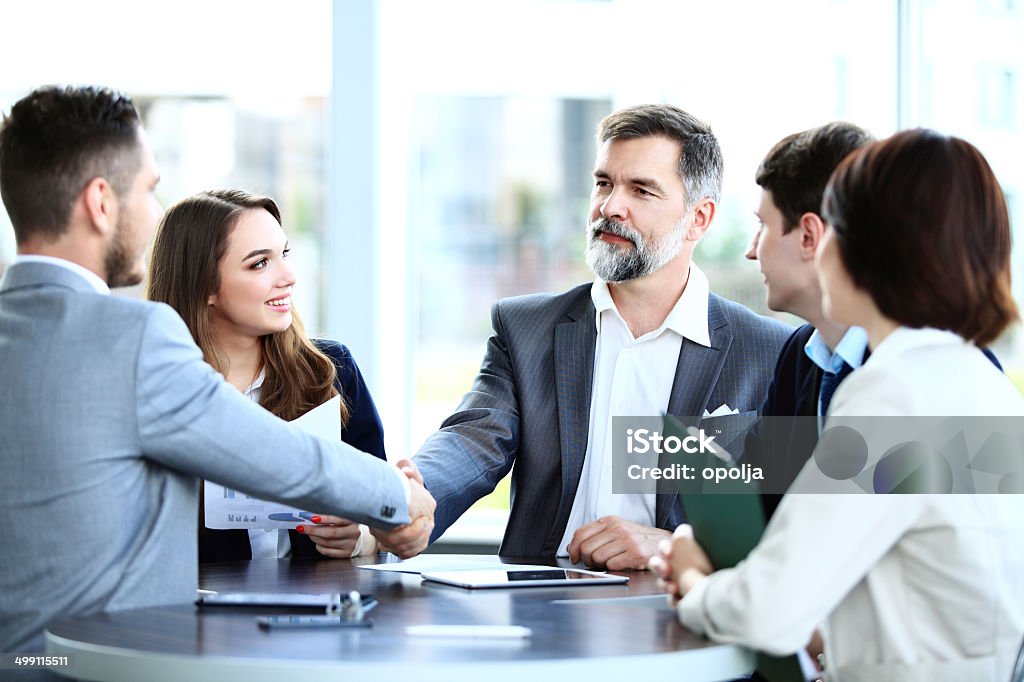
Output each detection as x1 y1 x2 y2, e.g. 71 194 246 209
677 494 918 655
135 304 409 529
413 300 520 541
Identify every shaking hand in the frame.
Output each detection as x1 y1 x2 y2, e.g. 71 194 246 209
371 459 435 559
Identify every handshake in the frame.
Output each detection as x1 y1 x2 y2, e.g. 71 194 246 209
370 459 437 559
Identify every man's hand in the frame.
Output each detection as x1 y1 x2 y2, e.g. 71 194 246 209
370 460 435 559
648 524 712 603
299 515 363 558
566 516 670 570
395 458 424 486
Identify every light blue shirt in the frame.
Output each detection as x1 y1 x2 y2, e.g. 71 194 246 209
804 326 868 427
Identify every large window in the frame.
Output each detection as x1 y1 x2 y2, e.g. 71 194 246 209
0 1 333 332
139 97 329 327
411 96 608 445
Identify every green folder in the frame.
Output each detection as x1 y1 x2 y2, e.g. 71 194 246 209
662 414 805 682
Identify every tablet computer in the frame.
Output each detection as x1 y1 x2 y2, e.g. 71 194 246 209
421 568 628 589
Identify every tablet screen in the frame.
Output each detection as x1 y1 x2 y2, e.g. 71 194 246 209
507 570 569 581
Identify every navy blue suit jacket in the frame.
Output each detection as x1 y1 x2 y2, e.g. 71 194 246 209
199 339 386 563
742 324 820 520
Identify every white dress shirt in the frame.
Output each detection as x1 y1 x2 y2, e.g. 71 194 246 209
677 327 1024 681
557 265 711 556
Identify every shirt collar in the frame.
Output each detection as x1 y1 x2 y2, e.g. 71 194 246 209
13 254 110 295
590 263 712 347
804 326 868 373
243 369 266 399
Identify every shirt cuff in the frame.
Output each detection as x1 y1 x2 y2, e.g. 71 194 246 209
352 524 377 558
676 575 712 635
795 647 822 681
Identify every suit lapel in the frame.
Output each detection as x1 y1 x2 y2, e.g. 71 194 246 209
657 294 732 528
544 293 597 552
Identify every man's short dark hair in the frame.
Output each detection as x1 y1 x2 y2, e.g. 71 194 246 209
598 104 723 207
823 128 1018 346
755 122 873 234
0 85 141 244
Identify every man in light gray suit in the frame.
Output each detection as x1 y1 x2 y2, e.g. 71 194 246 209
0 85 434 655
412 104 790 570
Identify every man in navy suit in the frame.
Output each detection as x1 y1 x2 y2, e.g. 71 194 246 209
741 122 875 519
720 122 877 682
411 104 790 569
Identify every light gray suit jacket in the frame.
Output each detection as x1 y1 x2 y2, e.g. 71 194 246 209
414 282 791 556
0 262 408 653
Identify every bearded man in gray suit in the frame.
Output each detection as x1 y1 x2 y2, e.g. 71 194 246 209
0 86 434 655
411 104 790 570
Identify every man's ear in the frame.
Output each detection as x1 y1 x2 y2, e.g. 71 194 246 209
686 198 716 241
798 212 827 261
81 177 117 237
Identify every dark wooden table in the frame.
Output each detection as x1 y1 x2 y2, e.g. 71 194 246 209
46 555 753 681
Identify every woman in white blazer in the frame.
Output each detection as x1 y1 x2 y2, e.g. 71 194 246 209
652 129 1024 681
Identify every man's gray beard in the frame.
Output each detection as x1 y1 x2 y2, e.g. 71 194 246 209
584 218 685 283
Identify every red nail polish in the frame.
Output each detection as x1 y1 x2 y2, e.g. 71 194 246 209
296 525 305 533
311 516 322 524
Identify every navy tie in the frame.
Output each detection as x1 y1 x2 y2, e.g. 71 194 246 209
819 360 854 419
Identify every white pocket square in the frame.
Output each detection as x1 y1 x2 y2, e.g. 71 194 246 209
702 404 740 418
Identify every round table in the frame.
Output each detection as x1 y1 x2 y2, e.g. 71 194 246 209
46 555 753 681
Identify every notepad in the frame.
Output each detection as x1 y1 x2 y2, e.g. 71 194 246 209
663 414 804 682
204 396 341 529
663 415 766 569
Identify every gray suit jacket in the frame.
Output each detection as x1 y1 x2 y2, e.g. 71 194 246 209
0 262 408 652
414 282 791 556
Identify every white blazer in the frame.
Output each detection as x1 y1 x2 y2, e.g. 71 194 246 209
677 327 1024 681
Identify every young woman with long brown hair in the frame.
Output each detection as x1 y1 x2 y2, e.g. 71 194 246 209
147 189 385 562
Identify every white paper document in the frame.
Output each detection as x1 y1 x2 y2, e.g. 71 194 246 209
204 395 341 530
